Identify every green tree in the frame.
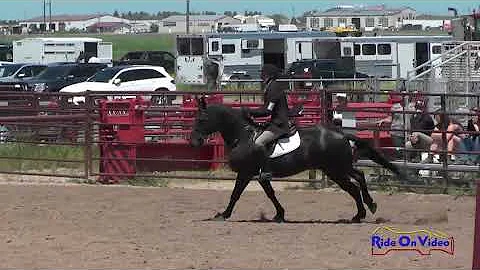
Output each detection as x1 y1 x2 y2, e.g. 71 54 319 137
270 14 289 25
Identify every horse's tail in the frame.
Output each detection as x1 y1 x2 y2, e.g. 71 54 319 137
344 133 408 182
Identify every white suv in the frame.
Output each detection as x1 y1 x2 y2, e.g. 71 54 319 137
59 65 176 105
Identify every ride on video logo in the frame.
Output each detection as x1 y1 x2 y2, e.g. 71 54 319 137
371 226 454 255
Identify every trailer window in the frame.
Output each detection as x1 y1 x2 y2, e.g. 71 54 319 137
177 37 204 56
432 45 441 54
354 44 360 55
246 40 259 48
177 38 191 56
211 41 219 52
138 69 166 79
190 38 204 55
377 44 391 55
362 44 376 55
222 44 235 54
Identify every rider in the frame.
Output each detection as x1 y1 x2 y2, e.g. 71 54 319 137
241 64 290 181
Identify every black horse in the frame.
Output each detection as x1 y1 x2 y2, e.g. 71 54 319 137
190 97 406 223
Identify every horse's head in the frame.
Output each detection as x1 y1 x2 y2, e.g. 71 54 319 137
190 96 219 147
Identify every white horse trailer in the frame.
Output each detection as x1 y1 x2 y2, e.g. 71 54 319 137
13 37 113 65
174 32 454 85
337 36 451 79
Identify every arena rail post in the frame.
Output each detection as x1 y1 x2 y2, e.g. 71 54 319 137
474 179 480 270
440 94 449 194
84 91 94 180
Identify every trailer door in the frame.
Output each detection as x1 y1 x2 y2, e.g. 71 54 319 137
297 41 313 60
430 43 442 78
98 42 113 66
397 43 415 79
176 37 205 84
84 42 98 62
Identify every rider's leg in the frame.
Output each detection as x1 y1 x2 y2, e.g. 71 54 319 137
254 130 276 181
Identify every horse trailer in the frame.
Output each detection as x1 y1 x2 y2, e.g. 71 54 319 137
12 37 113 66
174 31 454 85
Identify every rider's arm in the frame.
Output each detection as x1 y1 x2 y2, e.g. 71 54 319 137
246 86 281 117
248 102 275 117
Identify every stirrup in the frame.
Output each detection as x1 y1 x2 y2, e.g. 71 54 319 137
259 169 272 181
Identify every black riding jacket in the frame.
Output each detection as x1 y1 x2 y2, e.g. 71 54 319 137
248 77 290 134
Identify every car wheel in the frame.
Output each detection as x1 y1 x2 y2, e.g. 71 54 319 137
152 88 172 106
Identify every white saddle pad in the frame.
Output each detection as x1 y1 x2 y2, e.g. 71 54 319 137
269 131 301 158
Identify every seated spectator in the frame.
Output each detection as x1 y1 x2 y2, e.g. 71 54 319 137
332 93 348 127
377 98 406 159
405 100 435 161
332 93 356 135
461 107 480 164
429 110 465 162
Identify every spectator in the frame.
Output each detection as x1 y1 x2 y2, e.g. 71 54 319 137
204 57 221 91
405 100 435 161
333 93 356 135
377 98 406 159
461 107 480 164
429 110 465 162
332 93 348 127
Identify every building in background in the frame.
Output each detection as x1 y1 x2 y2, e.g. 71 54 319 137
306 5 416 31
18 14 131 33
158 15 240 33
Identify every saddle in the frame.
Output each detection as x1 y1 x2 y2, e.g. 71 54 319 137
250 104 303 159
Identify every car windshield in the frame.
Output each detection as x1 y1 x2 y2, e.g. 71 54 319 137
87 67 121 82
37 65 70 79
0 64 23 77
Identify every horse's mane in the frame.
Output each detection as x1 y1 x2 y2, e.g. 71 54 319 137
206 103 246 125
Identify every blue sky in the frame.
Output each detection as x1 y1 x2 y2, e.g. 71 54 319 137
1 0 479 20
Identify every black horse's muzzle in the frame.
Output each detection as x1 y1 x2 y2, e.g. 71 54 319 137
190 131 205 147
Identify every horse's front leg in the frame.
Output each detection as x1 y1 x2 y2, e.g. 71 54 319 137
212 173 252 221
258 180 285 222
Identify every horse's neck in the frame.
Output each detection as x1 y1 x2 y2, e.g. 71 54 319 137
216 110 252 148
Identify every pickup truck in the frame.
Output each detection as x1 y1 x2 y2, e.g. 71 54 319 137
114 51 175 74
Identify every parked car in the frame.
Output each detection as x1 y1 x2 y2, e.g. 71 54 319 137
23 62 108 92
0 63 47 82
287 59 369 89
114 51 175 74
59 65 176 105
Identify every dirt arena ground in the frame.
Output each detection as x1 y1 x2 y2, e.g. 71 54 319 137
0 181 475 269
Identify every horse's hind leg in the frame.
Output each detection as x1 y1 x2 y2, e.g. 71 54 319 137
329 173 366 223
213 173 251 221
349 168 377 214
258 180 285 222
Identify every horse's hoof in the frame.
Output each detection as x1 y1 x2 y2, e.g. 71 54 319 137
351 216 362 223
351 211 365 223
273 214 285 223
368 202 377 214
211 212 226 221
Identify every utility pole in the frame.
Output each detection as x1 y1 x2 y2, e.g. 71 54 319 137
43 0 46 33
186 0 190 34
49 0 52 32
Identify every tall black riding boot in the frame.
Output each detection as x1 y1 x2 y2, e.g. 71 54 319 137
254 144 272 181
